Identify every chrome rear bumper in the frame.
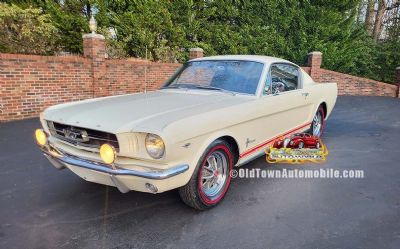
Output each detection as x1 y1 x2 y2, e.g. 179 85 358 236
40 144 189 193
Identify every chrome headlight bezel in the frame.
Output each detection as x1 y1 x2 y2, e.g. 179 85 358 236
145 133 165 159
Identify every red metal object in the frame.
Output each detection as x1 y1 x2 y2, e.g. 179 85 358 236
273 133 321 149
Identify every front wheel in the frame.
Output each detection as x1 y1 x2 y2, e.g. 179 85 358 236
178 140 233 210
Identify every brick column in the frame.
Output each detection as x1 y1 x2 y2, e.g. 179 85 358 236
82 33 107 97
396 67 400 98
307 51 322 80
189 48 204 60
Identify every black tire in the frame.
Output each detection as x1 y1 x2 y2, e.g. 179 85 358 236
309 105 325 137
178 139 234 210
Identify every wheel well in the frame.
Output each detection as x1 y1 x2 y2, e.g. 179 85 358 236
218 136 239 165
320 102 327 119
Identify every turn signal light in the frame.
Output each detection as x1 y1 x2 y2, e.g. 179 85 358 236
100 143 116 164
35 129 47 146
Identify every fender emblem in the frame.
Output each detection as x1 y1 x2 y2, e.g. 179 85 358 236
245 138 256 148
182 143 191 148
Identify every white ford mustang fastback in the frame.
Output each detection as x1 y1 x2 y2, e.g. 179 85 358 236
35 55 337 210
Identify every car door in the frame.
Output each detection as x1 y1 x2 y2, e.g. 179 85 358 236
263 63 313 137
237 63 314 161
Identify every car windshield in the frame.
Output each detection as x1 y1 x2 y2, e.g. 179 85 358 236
163 60 264 95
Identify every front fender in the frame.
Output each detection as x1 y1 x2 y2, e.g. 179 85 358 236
174 129 240 187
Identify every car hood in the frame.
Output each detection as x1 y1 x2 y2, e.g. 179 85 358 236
43 90 253 134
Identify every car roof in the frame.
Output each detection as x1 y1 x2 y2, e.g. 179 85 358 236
189 55 295 65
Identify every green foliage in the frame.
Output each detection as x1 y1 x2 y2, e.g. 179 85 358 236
38 0 93 54
373 37 400 83
369 23 400 83
105 0 185 61
1 0 399 83
0 3 59 54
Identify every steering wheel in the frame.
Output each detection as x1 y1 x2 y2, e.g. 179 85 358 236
271 81 285 94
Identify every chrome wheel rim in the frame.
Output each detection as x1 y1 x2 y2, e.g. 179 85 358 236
201 151 228 198
313 111 322 137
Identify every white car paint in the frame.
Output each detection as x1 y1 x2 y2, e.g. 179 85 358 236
39 55 337 193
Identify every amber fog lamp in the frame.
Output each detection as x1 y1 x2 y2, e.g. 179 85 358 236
100 144 116 164
35 129 47 146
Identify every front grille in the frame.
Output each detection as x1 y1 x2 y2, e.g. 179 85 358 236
47 121 119 150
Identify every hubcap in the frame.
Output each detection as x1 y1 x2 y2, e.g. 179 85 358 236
313 111 322 137
201 151 228 198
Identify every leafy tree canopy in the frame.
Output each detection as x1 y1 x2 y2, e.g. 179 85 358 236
0 2 59 54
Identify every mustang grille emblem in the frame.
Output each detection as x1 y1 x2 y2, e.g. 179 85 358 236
63 128 89 142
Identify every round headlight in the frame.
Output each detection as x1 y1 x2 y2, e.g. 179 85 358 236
145 133 165 159
35 129 47 146
100 144 116 164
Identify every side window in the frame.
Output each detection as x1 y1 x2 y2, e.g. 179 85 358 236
269 64 299 94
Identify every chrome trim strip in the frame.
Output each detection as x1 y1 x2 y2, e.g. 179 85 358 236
40 145 189 180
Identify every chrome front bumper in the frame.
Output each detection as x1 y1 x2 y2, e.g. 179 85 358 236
40 144 189 193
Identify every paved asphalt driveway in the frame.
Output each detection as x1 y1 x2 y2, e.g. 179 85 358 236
1 96 400 249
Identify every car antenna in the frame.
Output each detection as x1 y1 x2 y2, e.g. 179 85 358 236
144 45 148 94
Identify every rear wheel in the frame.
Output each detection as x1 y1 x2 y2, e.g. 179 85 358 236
311 106 325 137
178 139 233 210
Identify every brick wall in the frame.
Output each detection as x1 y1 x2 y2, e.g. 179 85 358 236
98 59 180 97
0 36 398 122
305 52 399 97
0 54 93 121
0 34 180 122
83 33 180 98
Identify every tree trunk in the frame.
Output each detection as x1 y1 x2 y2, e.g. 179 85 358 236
365 0 376 35
373 0 387 41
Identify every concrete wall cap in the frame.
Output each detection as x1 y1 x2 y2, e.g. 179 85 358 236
308 51 322 55
189 48 204 52
396 66 400 70
82 33 105 40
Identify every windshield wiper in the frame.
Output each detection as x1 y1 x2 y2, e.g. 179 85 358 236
162 84 236 95
161 83 197 89
161 85 178 89
161 84 186 89
194 85 223 91
194 85 236 95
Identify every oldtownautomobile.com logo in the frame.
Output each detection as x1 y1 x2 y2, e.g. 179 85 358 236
265 133 328 164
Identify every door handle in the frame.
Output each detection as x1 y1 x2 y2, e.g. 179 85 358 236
301 92 309 97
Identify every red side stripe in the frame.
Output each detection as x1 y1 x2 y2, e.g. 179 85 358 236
239 122 312 158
